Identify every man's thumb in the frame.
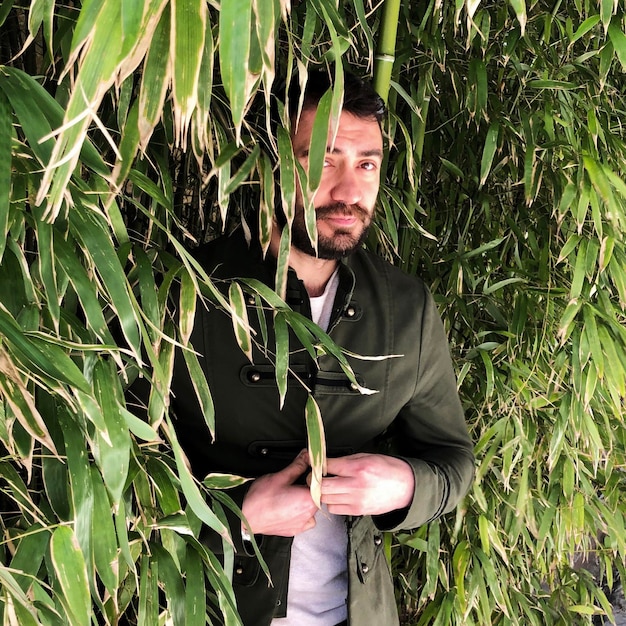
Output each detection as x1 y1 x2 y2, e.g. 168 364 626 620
276 450 310 484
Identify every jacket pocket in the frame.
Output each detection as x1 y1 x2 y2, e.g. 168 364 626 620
233 554 261 587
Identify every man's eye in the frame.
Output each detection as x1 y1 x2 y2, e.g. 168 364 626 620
361 161 377 171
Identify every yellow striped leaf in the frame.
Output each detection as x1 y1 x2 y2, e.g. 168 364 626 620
305 394 326 509
171 0 206 148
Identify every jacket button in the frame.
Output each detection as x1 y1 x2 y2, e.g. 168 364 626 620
361 563 369 574
247 295 255 305
345 306 356 317
249 371 261 383
235 566 244 575
374 535 382 546
260 447 269 456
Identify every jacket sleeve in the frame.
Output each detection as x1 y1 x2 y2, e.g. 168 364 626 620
374 284 475 532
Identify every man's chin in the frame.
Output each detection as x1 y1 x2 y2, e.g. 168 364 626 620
310 231 369 260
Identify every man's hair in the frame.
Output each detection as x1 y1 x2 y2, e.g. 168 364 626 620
288 70 386 125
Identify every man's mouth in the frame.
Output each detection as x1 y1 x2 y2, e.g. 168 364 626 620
321 213 359 227
315 204 369 228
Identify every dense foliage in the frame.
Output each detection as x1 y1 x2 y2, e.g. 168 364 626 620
0 1 624 624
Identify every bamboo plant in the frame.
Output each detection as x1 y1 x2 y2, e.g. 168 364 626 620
0 1 625 625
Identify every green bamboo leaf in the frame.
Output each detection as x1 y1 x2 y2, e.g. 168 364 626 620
599 235 614 272
0 565 40 624
9 524 50 596
483 277 527 295
171 0 206 148
148 323 176 427
192 14 214 160
138 555 159 626
478 514 491 557
439 157 464 180
570 15 601 44
0 344 59 455
274 310 289 409
452 540 470 613
35 221 62 333
36 0 123 217
120 399 160 441
228 282 253 362
479 121 499 188
274 226 290 301
90 466 118 595
58 408 93 563
219 0 253 138
0 87 10 262
258 152 275 255
557 233 582 263
307 88 333 193
128 168 173 210
479 348 495 398
608 19 626 68
69 204 141 360
467 58 488 118
223 144 261 196
182 345 215 438
202 473 251 489
0 66 107 173
583 305 604 380
570 239 588 299
135 245 161 341
181 534 243 625
460 237 505 259
0 306 90 394
508 0 527 35
583 155 613 206
184 549 206 626
120 0 144 57
152 544 186 626
305 394 326 509
277 126 296 227
93 359 131 504
423 520 440 599
110 99 140 193
558 299 582 343
598 325 625 398
145 457 182 515
70 0 106 57
50 526 90 626
178 267 197 345
558 182 578 218
165 415 231 541
528 80 577 90
602 0 618 31
138 5 171 149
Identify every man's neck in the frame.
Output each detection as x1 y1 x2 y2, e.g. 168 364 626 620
269 226 338 297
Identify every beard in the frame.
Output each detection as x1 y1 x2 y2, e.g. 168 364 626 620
290 203 372 260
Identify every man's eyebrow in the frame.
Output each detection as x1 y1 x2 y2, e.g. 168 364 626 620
298 147 384 159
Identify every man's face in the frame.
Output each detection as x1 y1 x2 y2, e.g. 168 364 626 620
290 108 384 259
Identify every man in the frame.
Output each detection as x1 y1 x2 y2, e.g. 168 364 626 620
171 70 474 625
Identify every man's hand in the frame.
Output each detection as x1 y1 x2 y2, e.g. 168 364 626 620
320 453 415 516
241 451 318 537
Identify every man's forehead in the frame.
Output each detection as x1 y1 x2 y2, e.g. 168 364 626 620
292 109 383 152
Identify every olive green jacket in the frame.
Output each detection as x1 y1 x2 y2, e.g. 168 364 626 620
171 231 475 625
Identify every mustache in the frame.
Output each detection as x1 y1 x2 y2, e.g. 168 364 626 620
315 203 370 220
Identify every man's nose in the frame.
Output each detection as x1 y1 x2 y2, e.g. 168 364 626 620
329 166 362 206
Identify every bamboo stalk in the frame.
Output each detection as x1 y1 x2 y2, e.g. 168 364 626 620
373 0 401 103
